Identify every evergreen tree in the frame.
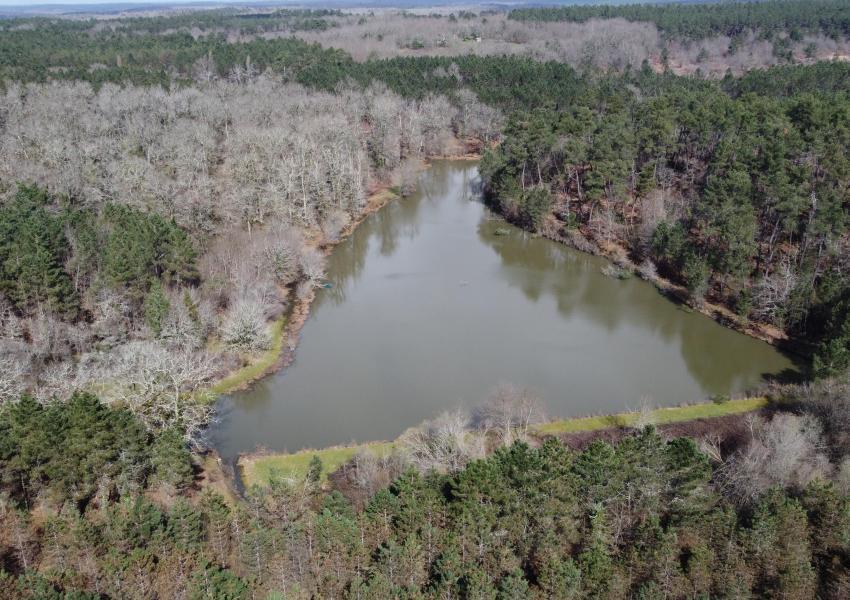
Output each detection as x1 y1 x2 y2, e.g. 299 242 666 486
151 426 194 492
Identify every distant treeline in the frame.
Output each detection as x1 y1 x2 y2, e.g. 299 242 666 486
510 0 850 40
0 8 342 36
4 13 850 101
0 26 350 87
0 18 590 99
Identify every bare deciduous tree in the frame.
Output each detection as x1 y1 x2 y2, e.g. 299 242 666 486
91 341 216 444
221 299 272 352
0 354 27 404
752 258 798 324
299 248 326 286
719 413 831 505
632 396 657 430
399 409 485 473
193 51 217 83
472 383 546 446
454 88 503 145
637 259 659 282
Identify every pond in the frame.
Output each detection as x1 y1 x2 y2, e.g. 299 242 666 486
210 161 796 460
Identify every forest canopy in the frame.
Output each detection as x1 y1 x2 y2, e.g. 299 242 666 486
4 386 850 598
510 0 850 40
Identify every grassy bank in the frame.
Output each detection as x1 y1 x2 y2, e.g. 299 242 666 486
205 187 405 401
240 442 395 489
209 316 288 396
535 396 768 435
239 397 769 488
208 187 403 393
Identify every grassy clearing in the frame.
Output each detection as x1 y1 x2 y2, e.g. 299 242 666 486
209 316 287 397
240 442 395 489
534 396 769 435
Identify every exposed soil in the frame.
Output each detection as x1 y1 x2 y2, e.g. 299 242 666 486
192 450 241 505
536 215 793 349
539 411 758 455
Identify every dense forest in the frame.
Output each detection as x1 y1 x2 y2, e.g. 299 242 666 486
4 379 850 598
4 2 850 85
510 0 850 40
479 58 850 377
0 2 849 598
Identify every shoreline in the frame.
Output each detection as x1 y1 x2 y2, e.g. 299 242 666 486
204 153 483 399
203 188 401 398
204 155 804 493
194 183 400 495
567 231 791 348
208 149 796 406
237 396 770 489
496 209 800 351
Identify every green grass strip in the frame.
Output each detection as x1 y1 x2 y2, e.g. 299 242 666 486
534 396 768 435
240 442 395 489
241 398 768 488
209 316 287 397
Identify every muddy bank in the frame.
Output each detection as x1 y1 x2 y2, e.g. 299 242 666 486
264 188 403 388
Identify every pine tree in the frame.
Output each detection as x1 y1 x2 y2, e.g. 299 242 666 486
144 280 171 337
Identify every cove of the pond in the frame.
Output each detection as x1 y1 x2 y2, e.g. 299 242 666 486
209 160 797 461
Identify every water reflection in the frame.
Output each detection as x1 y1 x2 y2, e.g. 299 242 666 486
477 213 795 396
212 161 796 460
